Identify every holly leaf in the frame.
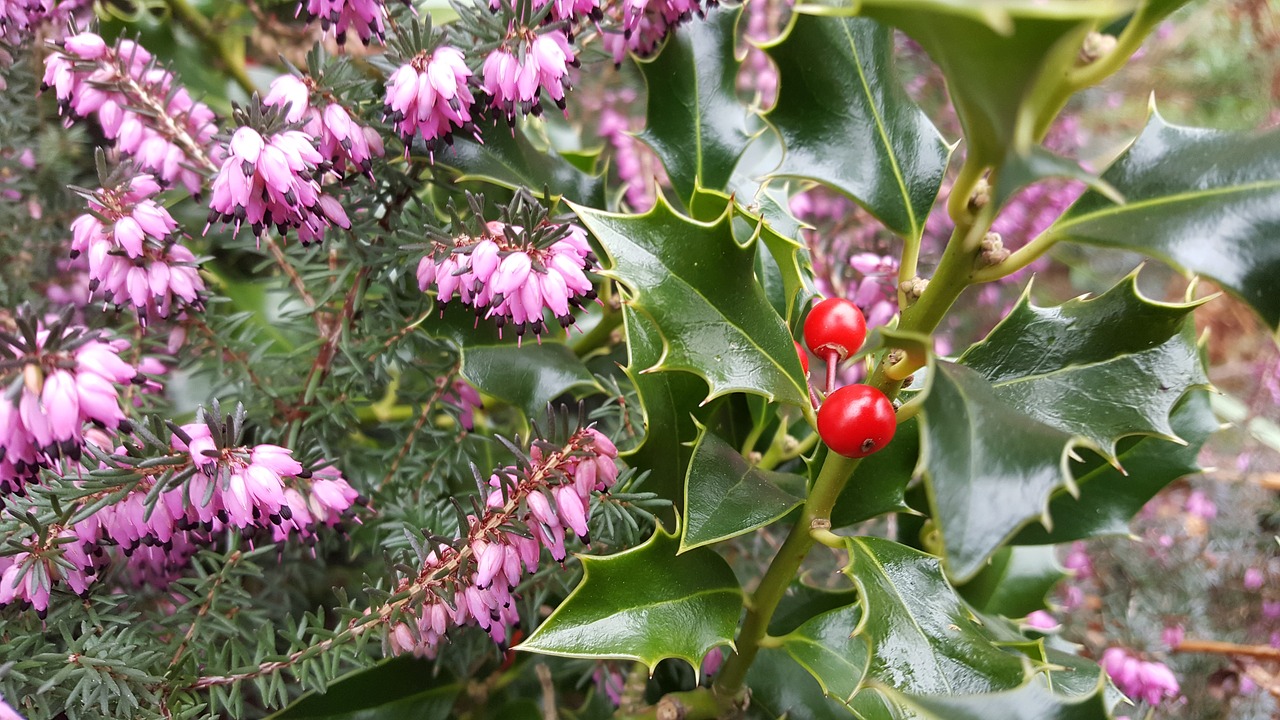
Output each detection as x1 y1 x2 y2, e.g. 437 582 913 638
1046 109 1280 330
843 538 1030 698
445 120 605 206
916 361 1082 581
873 678 1112 720
572 196 810 410
958 546 1065 618
776 604 869 710
748 200 819 326
853 0 1129 165
747 647 862 720
620 307 708 506
423 305 601 420
770 582 859 636
958 273 1209 459
267 655 459 719
637 5 755 203
1013 389 1215 544
762 13 948 239
918 274 1207 579
517 519 742 671
681 425 806 552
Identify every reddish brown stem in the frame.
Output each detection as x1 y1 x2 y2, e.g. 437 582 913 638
825 350 838 394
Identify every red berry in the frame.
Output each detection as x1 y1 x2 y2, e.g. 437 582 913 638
803 298 867 362
795 341 810 376
817 384 896 458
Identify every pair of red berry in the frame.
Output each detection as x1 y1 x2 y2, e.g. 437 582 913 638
797 298 896 459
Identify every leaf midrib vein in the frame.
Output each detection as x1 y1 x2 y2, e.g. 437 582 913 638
842 22 919 238
1051 179 1280 234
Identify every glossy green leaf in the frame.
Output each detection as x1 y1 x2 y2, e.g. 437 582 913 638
638 6 754 203
829 418 918 529
425 305 601 419
842 538 1029 697
620 307 707 505
777 604 869 709
572 196 810 409
995 146 1123 208
959 274 1209 458
920 275 1207 579
1013 389 1214 544
873 678 1112 720
747 646 861 720
267 655 458 719
1047 110 1280 329
770 582 859 636
749 202 819 326
517 519 742 671
762 13 948 239
855 0 1129 164
445 121 605 206
916 361 1081 581
958 546 1064 617
681 426 806 552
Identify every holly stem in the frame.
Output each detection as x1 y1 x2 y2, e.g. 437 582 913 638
825 350 838 394
712 451 862 696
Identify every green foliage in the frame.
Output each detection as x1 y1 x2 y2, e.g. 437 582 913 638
1 0 1273 716
1048 110 1280 330
518 520 743 670
681 424 806 551
919 276 1208 580
636 6 754 204
574 196 809 409
762 13 949 239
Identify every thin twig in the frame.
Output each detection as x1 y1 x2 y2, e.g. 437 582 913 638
1175 639 1280 662
262 235 317 309
377 365 460 491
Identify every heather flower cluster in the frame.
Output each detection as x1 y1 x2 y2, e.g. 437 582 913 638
387 427 618 656
383 45 476 156
207 124 352 245
42 32 219 194
417 216 600 342
298 0 403 46
595 86 664 211
264 74 385 177
70 170 204 322
479 30 577 122
1100 647 1181 706
600 0 716 63
0 309 136 493
0 412 362 615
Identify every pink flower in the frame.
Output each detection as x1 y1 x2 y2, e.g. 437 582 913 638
71 170 204 322
263 74 384 176
383 46 475 158
298 0 403 45
1184 489 1216 520
0 693 24 720
387 426 621 657
1024 610 1058 630
1245 567 1265 591
480 31 577 122
207 126 350 244
0 309 136 493
1101 647 1180 706
42 33 218 194
418 215 600 344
